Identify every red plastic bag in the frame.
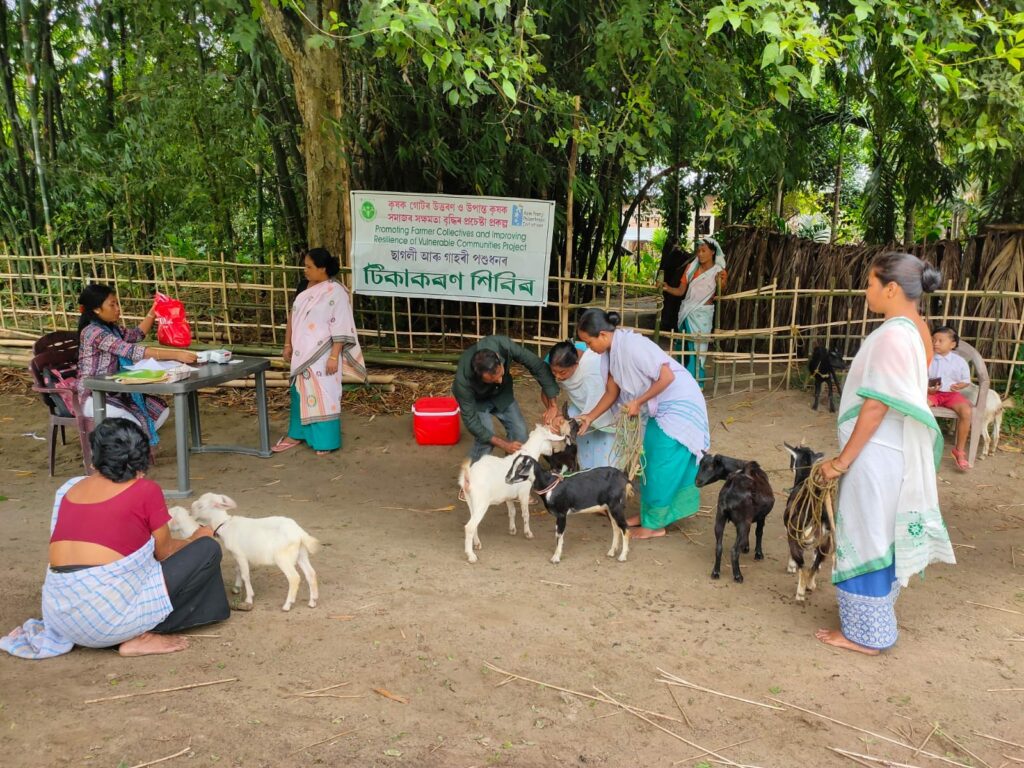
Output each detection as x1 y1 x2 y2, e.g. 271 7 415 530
153 291 192 347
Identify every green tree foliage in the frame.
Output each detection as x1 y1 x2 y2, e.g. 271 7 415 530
1 0 1024 264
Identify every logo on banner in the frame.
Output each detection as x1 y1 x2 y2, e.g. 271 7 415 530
511 205 524 226
360 200 377 221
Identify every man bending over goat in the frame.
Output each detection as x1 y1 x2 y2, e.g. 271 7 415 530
453 335 561 462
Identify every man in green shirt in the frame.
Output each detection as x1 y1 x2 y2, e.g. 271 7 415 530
453 335 560 462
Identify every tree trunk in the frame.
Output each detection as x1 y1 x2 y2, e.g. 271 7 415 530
903 198 915 247
260 1 349 266
20 0 52 245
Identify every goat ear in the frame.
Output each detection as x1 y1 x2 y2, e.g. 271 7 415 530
218 494 237 510
813 452 825 463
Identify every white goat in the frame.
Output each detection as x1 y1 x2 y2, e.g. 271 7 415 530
458 424 567 563
168 506 201 538
962 384 1015 459
191 493 320 611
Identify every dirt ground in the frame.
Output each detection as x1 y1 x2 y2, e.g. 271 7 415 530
1 375 1022 768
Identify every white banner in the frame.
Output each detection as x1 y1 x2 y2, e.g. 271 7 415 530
350 191 555 306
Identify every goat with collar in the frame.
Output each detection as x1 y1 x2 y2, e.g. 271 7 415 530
190 493 320 612
505 455 633 564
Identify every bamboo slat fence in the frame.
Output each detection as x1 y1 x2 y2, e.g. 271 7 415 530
1 248 1022 397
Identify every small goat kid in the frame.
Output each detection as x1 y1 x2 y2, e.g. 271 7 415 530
168 506 201 538
782 443 828 601
808 346 847 413
961 383 1015 459
191 493 320 611
695 453 775 582
505 455 633 563
458 424 568 563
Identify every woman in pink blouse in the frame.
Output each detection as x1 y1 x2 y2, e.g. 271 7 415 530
77 284 196 440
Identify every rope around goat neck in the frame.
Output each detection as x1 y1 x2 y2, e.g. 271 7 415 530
785 460 839 558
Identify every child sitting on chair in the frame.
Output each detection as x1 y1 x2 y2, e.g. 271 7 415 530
928 326 972 471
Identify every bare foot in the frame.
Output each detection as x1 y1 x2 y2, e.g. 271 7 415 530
118 632 189 657
316 450 332 456
815 628 880 656
625 515 641 527
630 526 666 540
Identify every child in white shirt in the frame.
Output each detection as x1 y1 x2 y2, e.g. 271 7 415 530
927 326 972 470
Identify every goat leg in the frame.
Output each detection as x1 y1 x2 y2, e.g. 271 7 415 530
609 503 630 562
812 378 821 411
551 515 568 564
711 514 726 579
828 380 837 413
753 516 766 561
732 519 749 583
236 556 255 608
506 500 517 536
275 551 302 612
796 567 807 601
519 491 533 539
606 509 620 559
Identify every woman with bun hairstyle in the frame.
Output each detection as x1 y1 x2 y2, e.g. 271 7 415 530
273 248 366 456
575 309 710 539
816 252 955 655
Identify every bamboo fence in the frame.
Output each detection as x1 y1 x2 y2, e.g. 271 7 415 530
1 248 1022 397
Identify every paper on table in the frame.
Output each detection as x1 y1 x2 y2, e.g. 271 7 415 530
127 359 198 372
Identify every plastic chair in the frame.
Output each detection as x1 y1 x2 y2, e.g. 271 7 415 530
28 330 92 476
929 340 988 467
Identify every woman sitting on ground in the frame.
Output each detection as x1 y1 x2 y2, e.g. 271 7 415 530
0 418 230 659
273 248 366 456
77 283 197 443
576 309 711 540
546 340 620 469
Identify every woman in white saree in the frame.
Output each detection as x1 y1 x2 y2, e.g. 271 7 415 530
817 252 955 655
660 237 727 387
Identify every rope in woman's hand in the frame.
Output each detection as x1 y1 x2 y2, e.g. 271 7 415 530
785 460 840 558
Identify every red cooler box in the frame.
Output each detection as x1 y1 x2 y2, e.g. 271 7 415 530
412 397 461 445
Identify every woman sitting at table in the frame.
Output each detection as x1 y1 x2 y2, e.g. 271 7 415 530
0 418 230 659
77 283 197 443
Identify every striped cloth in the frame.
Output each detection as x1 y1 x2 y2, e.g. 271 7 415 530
0 478 172 659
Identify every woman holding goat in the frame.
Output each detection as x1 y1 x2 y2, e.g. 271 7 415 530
816 252 955 655
576 309 710 540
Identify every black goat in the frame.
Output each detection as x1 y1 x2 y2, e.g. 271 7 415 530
546 416 580 474
782 442 829 601
808 346 847 412
505 455 632 564
695 453 775 583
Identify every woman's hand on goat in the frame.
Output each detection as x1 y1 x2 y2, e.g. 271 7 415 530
577 414 592 436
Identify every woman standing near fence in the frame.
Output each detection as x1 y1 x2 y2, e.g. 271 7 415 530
77 284 197 443
273 248 366 456
816 252 954 655
660 237 727 386
576 309 710 540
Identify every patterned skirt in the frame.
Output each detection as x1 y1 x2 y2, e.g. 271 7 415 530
836 562 900 650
